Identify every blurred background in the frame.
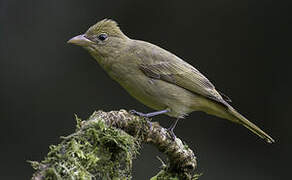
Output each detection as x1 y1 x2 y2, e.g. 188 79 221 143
0 0 291 179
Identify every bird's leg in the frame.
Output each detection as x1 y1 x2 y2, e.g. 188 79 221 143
167 118 180 140
130 109 170 131
129 109 169 118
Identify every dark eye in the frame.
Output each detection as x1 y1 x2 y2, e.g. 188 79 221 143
98 33 108 41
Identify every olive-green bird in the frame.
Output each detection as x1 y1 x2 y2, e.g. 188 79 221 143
68 19 274 143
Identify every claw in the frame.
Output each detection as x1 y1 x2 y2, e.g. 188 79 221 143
166 118 180 140
129 109 169 118
167 128 177 140
129 110 145 116
147 120 153 130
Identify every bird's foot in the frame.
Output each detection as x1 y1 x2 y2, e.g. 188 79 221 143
147 121 153 131
166 118 180 140
129 109 170 118
167 127 177 140
129 110 149 118
129 110 153 130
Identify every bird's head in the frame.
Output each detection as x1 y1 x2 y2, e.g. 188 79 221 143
68 19 129 59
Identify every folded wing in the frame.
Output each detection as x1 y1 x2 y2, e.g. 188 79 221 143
139 60 229 106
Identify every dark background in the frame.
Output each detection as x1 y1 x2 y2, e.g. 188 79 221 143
0 0 291 179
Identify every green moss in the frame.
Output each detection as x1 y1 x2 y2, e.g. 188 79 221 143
150 170 179 180
31 116 140 180
150 169 202 180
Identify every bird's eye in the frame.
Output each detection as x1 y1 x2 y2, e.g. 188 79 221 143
98 33 108 41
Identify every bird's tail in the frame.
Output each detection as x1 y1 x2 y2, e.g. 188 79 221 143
227 106 275 143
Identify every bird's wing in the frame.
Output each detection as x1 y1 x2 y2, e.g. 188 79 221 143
139 57 231 105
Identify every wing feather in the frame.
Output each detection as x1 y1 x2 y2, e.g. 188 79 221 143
139 60 228 105
134 40 230 105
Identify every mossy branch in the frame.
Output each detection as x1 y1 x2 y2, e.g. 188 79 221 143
30 109 199 180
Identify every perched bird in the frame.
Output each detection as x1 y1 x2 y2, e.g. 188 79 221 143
68 19 274 143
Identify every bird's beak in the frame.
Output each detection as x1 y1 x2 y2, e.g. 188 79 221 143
67 34 94 46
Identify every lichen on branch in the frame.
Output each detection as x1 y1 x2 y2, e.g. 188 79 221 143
30 109 198 180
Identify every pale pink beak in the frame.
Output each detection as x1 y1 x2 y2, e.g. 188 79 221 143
67 34 94 46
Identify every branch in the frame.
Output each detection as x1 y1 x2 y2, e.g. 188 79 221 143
30 109 199 180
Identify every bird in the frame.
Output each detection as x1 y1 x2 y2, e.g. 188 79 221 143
68 19 274 143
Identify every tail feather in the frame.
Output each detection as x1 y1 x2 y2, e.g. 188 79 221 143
227 106 275 143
